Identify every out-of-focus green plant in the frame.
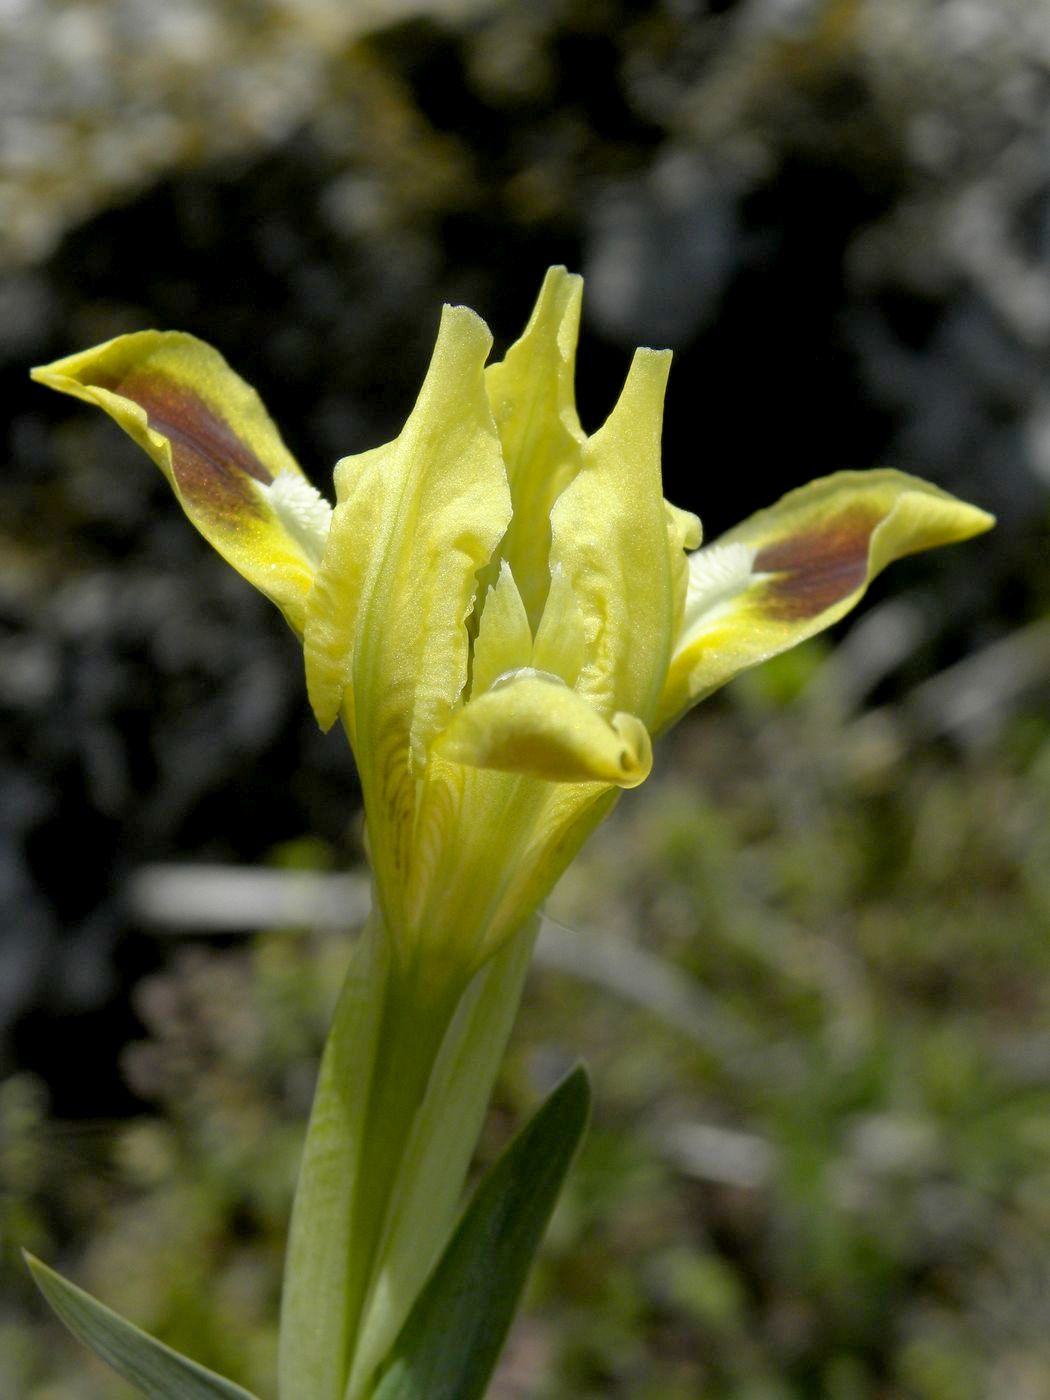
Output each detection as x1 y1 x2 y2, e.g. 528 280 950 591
24 269 990 1397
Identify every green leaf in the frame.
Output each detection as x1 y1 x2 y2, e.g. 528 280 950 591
24 1253 260 1400
370 1064 591 1400
279 912 393 1400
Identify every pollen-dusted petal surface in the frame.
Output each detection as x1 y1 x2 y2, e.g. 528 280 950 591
32 332 326 633
434 673 652 788
656 469 995 730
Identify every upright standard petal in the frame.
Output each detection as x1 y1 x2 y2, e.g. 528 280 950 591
32 333 330 634
656 469 996 729
483 266 586 630
548 348 680 726
303 306 511 926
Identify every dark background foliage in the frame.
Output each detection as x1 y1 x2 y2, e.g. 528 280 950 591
2 2 1049 1395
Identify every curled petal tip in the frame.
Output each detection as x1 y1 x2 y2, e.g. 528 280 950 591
609 712 653 789
434 673 653 789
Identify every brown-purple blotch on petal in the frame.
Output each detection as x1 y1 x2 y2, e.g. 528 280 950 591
32 330 325 633
755 506 882 620
100 368 272 527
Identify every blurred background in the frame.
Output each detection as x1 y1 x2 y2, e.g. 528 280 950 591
2 0 1050 1395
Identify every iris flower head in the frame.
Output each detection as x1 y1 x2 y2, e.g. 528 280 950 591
33 268 993 993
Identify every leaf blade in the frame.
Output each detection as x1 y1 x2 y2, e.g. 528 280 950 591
370 1064 591 1400
278 911 392 1400
25 1253 259 1399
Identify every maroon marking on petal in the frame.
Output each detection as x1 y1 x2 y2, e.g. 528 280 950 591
99 369 273 524
754 508 881 620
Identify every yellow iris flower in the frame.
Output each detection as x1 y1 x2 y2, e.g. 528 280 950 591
33 267 992 997
32 268 994 1400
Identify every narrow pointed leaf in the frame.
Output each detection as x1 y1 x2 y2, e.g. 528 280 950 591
278 912 391 1400
24 1253 259 1399
370 1065 591 1400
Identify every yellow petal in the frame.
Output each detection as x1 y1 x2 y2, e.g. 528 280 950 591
433 672 652 789
656 469 995 730
471 561 533 699
547 347 678 725
303 306 511 920
483 266 586 630
402 759 619 976
665 498 703 645
530 563 587 688
31 332 328 634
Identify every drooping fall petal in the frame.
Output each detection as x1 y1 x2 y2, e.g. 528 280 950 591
656 469 996 729
31 332 330 634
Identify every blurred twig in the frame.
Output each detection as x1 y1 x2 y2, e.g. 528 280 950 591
127 863 372 931
846 616 1050 763
127 865 756 1062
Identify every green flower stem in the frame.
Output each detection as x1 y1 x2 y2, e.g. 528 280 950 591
278 905 538 1400
345 917 537 1399
339 952 464 1381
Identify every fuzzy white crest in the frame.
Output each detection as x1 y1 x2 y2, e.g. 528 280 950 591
678 541 758 647
685 542 756 610
265 471 332 568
